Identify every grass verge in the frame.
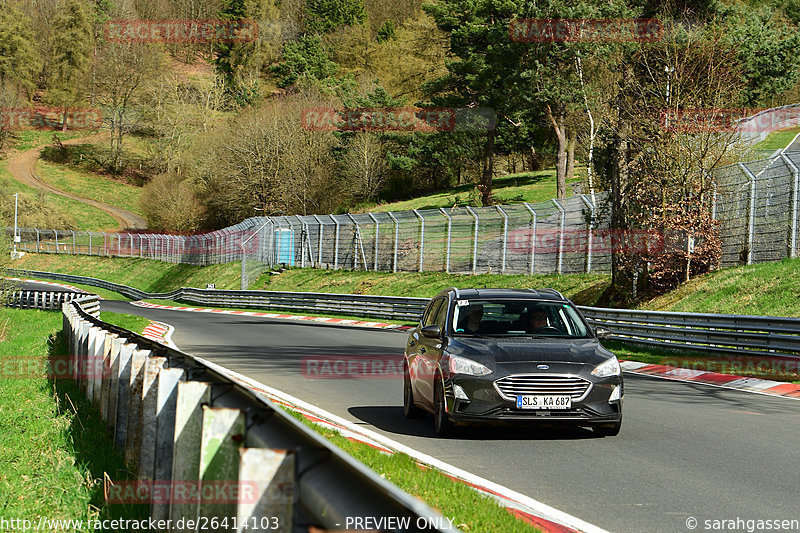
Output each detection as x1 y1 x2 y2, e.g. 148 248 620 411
356 170 583 213
282 408 541 533
0 307 147 524
753 126 800 151
35 160 144 217
99 311 150 335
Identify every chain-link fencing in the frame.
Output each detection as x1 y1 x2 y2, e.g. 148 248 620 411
6 193 612 287
713 151 800 267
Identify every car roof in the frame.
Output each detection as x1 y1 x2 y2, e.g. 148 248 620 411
438 287 567 302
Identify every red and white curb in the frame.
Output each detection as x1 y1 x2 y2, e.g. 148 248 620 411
620 361 800 400
141 321 178 350
130 300 415 332
5 277 87 293
191 356 607 533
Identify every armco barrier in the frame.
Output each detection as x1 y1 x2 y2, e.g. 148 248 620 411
4 290 98 313
63 294 455 533
16 269 800 358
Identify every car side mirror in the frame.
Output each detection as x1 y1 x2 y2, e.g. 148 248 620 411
595 327 613 340
421 324 442 339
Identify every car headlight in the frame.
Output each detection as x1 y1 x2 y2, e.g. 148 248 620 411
448 355 492 376
592 357 621 378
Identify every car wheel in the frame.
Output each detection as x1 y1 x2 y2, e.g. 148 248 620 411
433 379 456 437
403 365 425 419
597 418 622 437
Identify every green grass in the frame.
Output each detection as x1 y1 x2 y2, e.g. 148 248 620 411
358 170 584 213
753 126 800 151
36 160 144 217
11 130 92 152
639 257 800 317
9 253 611 305
99 311 150 334
0 307 146 524
0 162 117 231
284 408 541 533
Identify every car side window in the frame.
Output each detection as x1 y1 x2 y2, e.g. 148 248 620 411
433 299 449 330
422 298 444 327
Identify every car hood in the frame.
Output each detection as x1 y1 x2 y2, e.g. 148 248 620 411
449 337 613 366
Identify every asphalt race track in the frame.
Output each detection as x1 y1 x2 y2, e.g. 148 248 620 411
89 298 800 533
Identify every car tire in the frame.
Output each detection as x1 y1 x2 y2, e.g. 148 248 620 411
403 365 425 419
433 379 456 437
597 418 622 437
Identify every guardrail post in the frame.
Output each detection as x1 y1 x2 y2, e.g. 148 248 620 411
466 206 479 274
781 154 799 257
170 381 212 530
101 334 120 423
237 448 295 533
412 209 424 272
151 367 187 521
139 355 167 481
739 163 757 265
579 195 595 273
113 342 135 450
552 199 566 274
368 213 380 271
495 206 509 274
387 212 399 273
125 348 150 468
198 407 246 523
439 208 452 273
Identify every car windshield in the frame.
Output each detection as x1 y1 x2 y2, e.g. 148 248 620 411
451 299 589 338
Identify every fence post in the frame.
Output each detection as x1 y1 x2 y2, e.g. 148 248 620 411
781 154 799 258
495 206 508 274
712 183 717 221
88 232 92 255
739 163 757 265
296 215 308 267
54 229 59 254
439 208 452 274
552 199 566 274
367 213 380 271
312 215 324 267
387 211 399 273
466 206 479 274
412 209 424 272
71 230 76 254
35 228 39 253
333 215 340 270
579 195 595 273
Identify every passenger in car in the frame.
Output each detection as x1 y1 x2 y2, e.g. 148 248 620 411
463 305 484 334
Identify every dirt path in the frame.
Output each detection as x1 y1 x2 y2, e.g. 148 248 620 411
5 132 148 230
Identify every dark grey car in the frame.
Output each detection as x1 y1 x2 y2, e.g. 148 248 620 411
403 288 623 437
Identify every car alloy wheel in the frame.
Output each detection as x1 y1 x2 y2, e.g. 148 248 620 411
403 365 425 419
434 378 455 437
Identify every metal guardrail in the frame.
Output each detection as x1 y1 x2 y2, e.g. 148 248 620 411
63 295 454 533
4 289 98 312
16 268 800 358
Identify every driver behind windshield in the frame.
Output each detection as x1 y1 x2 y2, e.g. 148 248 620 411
526 309 549 333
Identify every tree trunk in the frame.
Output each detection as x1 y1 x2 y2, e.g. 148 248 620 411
566 130 576 182
480 128 495 206
547 106 567 199
61 106 68 133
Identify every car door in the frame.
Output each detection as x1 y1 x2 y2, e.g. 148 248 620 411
408 298 443 404
416 297 448 407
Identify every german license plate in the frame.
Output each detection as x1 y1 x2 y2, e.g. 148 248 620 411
516 395 571 410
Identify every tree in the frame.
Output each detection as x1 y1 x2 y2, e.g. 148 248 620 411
94 41 164 172
340 133 388 201
271 35 339 87
0 3 41 98
304 0 366 34
47 0 94 132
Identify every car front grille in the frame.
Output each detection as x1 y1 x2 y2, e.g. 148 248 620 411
494 374 591 400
